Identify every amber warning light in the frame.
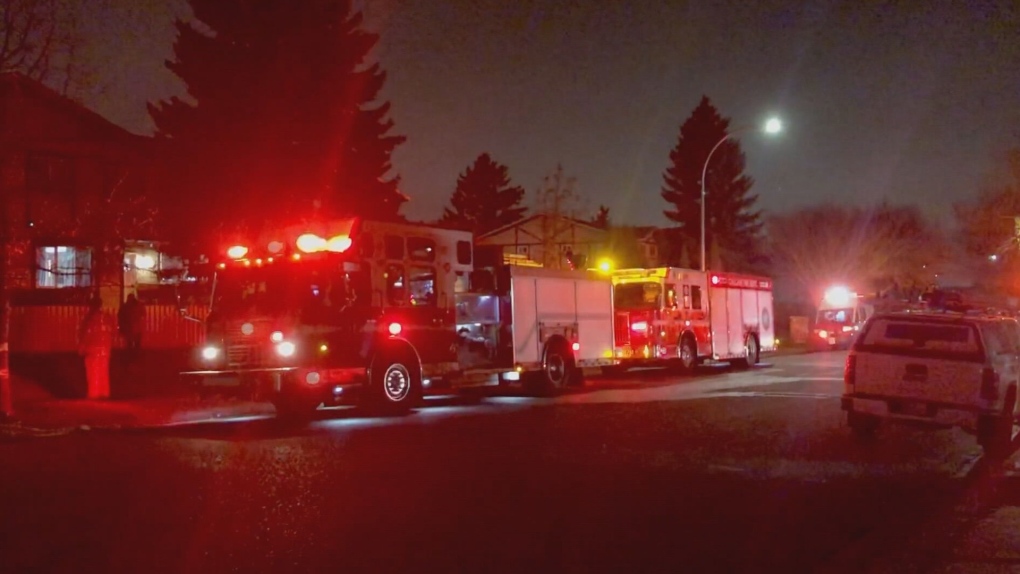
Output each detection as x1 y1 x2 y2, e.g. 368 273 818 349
297 233 352 254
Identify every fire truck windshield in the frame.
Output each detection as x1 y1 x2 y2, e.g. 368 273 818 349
210 262 366 319
614 282 662 310
817 308 853 324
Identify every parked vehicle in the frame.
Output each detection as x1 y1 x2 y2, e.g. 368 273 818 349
181 218 616 417
842 310 1020 455
610 268 776 372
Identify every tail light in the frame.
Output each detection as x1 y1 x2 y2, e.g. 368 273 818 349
844 354 857 391
981 366 999 400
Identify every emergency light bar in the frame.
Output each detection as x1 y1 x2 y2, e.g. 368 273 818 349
221 233 353 262
296 233 352 254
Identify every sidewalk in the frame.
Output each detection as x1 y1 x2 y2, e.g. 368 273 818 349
854 456 1020 573
935 458 1020 573
1 376 275 440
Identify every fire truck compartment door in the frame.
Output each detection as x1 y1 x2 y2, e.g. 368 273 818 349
510 273 613 364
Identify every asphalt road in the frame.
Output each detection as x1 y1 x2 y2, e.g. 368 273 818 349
0 352 996 573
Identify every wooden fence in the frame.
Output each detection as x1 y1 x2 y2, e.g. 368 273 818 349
9 305 209 353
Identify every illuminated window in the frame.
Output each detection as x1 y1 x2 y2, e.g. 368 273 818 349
665 283 677 308
36 246 92 288
408 266 436 306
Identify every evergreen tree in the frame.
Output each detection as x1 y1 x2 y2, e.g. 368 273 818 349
440 153 526 236
148 0 405 252
661 96 764 271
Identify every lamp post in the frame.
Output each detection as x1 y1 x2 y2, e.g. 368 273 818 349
699 117 782 272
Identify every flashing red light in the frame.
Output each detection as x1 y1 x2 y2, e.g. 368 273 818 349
388 322 402 336
571 341 580 352
711 275 720 285
217 262 226 270
326 235 352 253
292 253 301 261
297 233 327 253
227 245 248 259
267 240 284 254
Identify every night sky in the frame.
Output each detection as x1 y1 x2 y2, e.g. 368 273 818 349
78 0 1020 227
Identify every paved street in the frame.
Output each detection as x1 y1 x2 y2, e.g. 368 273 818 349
0 352 1004 573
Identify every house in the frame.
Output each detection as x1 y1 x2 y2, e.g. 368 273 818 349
476 213 609 269
0 73 200 352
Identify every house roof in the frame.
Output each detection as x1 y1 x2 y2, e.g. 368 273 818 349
477 212 605 240
0 72 150 147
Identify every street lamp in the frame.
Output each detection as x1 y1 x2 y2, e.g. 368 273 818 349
699 117 783 272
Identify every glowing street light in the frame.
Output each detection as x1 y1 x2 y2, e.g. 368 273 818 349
700 116 783 272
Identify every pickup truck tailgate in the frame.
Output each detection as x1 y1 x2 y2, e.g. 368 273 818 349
853 317 986 408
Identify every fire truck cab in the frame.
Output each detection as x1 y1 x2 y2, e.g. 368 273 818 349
812 286 875 350
182 218 615 418
611 268 776 371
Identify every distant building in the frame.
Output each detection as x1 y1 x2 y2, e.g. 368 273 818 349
0 73 170 306
0 73 198 352
476 213 608 269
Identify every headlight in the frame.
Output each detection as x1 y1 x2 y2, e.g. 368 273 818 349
201 346 220 361
276 341 296 357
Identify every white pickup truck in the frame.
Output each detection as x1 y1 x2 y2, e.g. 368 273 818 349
842 311 1020 455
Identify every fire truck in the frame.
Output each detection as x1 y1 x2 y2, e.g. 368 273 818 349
610 268 776 371
181 218 616 417
811 286 871 350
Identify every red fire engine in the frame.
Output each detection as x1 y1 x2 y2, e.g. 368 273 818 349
181 218 616 417
610 267 776 371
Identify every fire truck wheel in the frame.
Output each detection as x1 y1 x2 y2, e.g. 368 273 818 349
677 336 697 373
367 354 423 413
525 340 577 395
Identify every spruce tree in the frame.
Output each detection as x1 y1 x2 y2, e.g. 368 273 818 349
440 153 526 236
149 0 405 252
661 96 764 271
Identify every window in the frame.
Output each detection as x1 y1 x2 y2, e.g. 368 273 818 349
36 246 92 288
613 282 661 310
385 264 405 305
665 283 677 309
25 154 74 194
384 235 404 260
457 241 472 265
359 233 374 258
408 266 436 306
690 285 703 310
683 285 691 309
408 237 436 262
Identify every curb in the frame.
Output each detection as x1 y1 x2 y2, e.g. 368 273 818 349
0 420 80 440
1 401 278 441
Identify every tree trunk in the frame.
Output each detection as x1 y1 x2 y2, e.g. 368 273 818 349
0 238 11 419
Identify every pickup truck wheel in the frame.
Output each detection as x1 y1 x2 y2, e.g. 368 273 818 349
978 387 1016 458
848 410 880 438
